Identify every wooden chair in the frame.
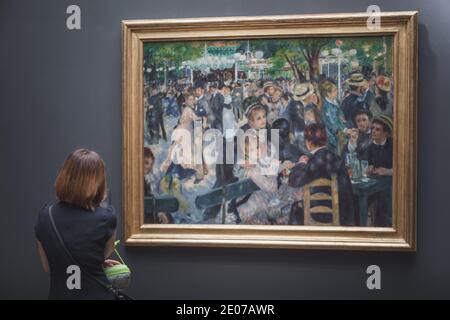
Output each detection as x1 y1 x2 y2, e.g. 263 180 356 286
303 174 340 226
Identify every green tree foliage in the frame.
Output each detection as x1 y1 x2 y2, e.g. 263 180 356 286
143 37 393 83
338 36 393 74
144 42 203 80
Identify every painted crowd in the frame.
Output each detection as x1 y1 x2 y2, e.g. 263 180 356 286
143 70 394 227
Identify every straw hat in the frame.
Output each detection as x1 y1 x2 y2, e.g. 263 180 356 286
375 75 391 92
373 115 393 134
263 81 275 92
292 83 315 101
346 73 368 87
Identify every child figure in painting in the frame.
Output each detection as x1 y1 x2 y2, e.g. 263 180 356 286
240 103 272 137
230 105 302 225
233 132 298 225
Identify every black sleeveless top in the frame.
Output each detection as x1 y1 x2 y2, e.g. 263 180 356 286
35 202 117 300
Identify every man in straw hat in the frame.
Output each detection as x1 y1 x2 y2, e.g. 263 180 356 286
341 73 371 127
292 82 317 106
262 81 276 102
363 114 393 227
366 114 393 177
267 84 284 125
284 83 315 138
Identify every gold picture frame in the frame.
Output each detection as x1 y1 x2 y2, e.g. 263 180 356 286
122 12 417 250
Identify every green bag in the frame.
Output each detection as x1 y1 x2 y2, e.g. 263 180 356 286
103 240 131 290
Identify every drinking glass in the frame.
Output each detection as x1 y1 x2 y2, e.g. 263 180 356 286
360 160 369 182
345 153 355 181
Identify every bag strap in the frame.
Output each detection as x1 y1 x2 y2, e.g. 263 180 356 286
48 205 132 300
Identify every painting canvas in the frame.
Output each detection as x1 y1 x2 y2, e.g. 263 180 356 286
123 13 417 249
143 36 394 228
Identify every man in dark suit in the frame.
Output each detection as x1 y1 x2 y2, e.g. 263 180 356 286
365 115 393 174
210 83 225 131
284 83 309 137
364 115 393 227
146 86 166 144
231 82 244 120
194 81 213 128
272 118 303 163
288 123 355 226
341 73 372 127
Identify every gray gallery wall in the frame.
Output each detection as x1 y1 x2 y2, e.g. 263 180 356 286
1 0 449 299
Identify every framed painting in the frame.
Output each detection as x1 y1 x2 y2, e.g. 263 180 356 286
122 12 417 250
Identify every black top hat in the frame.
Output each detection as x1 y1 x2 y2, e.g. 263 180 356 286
193 81 205 90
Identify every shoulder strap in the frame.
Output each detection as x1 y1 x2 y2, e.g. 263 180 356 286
48 205 79 265
48 205 125 298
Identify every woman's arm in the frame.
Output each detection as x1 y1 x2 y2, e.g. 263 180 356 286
160 143 177 173
247 168 277 193
104 231 117 259
36 240 49 273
